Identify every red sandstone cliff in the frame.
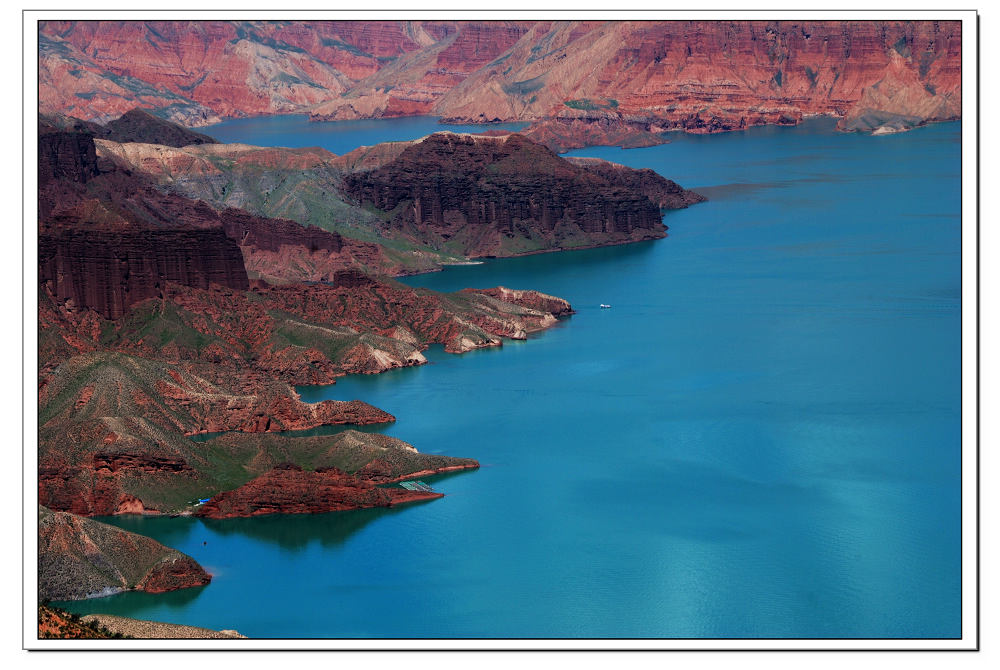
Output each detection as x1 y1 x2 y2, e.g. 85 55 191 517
435 20 962 136
40 126 400 300
339 132 702 258
39 227 250 320
37 270 568 516
39 20 961 139
195 462 447 519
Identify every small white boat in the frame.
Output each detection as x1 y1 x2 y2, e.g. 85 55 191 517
600 304 612 309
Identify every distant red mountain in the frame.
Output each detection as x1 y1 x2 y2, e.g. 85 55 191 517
39 20 961 139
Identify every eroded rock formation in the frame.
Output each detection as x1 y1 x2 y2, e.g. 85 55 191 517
39 227 250 320
39 20 961 140
195 462 448 519
340 132 703 257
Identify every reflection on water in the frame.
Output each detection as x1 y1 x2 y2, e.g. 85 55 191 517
53 582 209 614
198 505 421 552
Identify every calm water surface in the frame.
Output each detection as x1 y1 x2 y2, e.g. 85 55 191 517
58 117 961 638
202 114 527 154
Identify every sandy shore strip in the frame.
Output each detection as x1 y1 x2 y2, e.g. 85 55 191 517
81 614 246 639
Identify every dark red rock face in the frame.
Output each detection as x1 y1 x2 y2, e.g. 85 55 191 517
137 555 212 593
38 130 101 185
101 108 218 146
566 158 708 210
328 268 378 289
39 465 104 517
195 463 441 518
92 452 194 474
39 227 250 320
341 133 685 257
218 208 343 254
39 452 197 517
37 126 392 311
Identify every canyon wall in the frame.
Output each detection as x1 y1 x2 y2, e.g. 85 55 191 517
39 227 250 320
39 20 962 137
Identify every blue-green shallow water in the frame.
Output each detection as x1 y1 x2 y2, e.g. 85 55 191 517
56 118 961 638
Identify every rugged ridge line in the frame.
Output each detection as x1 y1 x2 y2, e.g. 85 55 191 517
39 20 961 140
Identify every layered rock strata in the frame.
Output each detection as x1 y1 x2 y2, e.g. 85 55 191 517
40 126 399 291
340 132 703 258
195 462 449 519
37 273 567 515
35 107 570 529
95 129 704 272
39 20 961 139
39 227 249 320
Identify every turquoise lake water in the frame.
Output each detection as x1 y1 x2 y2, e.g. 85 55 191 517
57 117 962 639
202 114 527 154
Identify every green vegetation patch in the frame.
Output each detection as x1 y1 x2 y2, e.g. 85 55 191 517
804 65 818 88
320 37 372 58
112 301 223 353
502 76 545 96
269 314 360 363
919 50 937 78
893 36 911 59
563 98 619 111
176 72 208 93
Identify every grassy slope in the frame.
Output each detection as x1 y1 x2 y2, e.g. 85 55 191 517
122 146 464 272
